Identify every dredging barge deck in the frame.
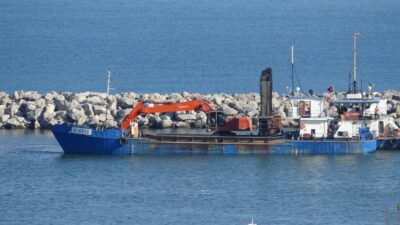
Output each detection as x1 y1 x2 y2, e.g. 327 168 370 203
52 124 377 155
52 67 378 155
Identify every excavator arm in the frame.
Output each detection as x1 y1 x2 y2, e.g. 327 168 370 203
121 100 214 129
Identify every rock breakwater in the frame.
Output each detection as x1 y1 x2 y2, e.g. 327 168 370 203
1 90 400 129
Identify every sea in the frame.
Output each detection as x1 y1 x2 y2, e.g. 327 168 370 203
1 0 400 224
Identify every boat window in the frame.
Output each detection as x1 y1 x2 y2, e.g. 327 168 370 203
337 131 348 137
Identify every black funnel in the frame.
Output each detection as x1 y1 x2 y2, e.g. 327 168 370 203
259 68 273 136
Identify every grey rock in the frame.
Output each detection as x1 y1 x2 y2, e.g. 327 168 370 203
160 119 172 128
85 96 104 105
87 115 99 125
0 96 11 105
0 92 8 98
5 103 19 116
160 115 171 121
12 91 20 101
105 120 118 128
23 91 41 101
26 102 37 111
0 105 5 116
26 111 37 122
116 108 131 119
55 99 69 111
55 111 68 120
68 99 81 111
119 96 136 109
92 105 107 115
98 114 106 122
67 108 86 122
147 114 161 126
137 116 149 126
220 104 238 115
0 115 10 123
175 121 191 128
396 103 400 116
82 103 94 116
44 92 57 102
167 93 183 102
149 93 166 101
175 113 196 121
4 116 24 129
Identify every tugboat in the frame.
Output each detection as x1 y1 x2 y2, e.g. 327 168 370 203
327 33 400 149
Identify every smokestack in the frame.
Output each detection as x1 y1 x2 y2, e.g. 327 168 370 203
259 67 273 136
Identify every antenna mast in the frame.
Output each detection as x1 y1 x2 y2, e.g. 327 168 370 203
353 32 360 93
290 45 294 96
107 70 111 95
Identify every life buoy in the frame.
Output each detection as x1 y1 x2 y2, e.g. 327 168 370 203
300 123 305 129
119 138 128 145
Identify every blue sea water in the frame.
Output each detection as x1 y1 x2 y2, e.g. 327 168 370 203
1 1 400 224
0 130 400 225
0 0 399 94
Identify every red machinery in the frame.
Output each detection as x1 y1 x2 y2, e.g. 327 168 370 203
121 100 252 133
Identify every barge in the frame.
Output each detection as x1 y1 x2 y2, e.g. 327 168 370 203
52 124 376 155
52 67 377 155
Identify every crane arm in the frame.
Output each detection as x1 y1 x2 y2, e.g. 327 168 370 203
121 100 213 129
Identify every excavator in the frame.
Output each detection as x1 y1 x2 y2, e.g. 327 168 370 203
120 100 252 138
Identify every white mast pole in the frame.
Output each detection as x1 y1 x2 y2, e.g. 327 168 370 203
291 45 294 96
107 70 111 95
353 32 360 93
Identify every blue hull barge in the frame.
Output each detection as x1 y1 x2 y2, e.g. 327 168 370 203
52 124 377 155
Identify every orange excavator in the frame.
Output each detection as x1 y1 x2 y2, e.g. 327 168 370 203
121 100 252 136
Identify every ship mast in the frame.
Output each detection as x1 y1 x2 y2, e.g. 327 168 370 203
106 70 111 95
353 32 360 93
290 45 294 96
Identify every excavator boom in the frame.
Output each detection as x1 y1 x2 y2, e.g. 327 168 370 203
121 100 213 129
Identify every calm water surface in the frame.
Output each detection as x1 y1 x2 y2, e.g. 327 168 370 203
0 0 399 94
0 130 399 225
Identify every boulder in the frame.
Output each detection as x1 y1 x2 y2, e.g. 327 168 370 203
82 103 94 116
23 91 41 101
85 96 104 105
67 108 86 122
26 102 37 111
44 92 57 102
397 103 400 117
175 113 196 121
137 116 149 126
175 121 191 128
220 104 238 115
12 91 21 101
92 105 107 115
0 96 11 105
87 115 100 126
160 119 172 128
5 103 19 116
54 99 69 111
105 120 118 128
38 105 56 128
4 116 25 129
0 115 10 123
119 96 135 109
0 105 5 116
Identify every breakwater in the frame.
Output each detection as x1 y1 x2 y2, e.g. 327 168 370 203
1 90 400 129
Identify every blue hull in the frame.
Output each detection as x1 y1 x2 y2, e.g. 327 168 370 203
52 125 377 155
377 139 400 150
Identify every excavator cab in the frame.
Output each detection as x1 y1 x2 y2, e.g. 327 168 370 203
206 111 226 129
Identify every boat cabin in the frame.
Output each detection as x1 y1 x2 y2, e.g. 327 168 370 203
287 96 324 119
